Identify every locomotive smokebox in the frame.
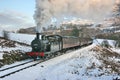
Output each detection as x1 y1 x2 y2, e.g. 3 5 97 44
36 33 40 39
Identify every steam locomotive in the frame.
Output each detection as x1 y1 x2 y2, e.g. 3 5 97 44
27 33 92 60
27 33 63 60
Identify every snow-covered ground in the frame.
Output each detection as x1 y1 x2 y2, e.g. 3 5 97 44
8 33 35 45
0 38 31 59
0 31 34 60
93 39 116 47
0 30 35 45
0 30 3 37
0 31 120 80
1 44 120 80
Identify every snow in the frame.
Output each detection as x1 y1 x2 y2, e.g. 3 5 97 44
1 44 120 80
0 43 31 59
8 33 35 45
0 31 120 80
0 59 32 70
93 39 116 47
0 60 39 77
0 30 36 45
0 31 37 60
115 30 120 33
0 52 4 59
62 19 94 25
1 45 95 80
0 30 3 37
111 48 120 55
0 44 31 52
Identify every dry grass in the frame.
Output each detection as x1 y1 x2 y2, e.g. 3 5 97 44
91 46 120 74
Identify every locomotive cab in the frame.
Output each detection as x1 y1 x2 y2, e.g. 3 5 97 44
41 35 51 52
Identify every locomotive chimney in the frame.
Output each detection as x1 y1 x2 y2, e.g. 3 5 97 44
36 33 40 39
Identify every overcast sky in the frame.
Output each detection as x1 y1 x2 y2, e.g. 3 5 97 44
0 0 115 31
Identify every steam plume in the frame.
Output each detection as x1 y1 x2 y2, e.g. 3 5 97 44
34 0 114 33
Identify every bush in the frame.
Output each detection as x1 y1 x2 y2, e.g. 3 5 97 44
2 50 29 66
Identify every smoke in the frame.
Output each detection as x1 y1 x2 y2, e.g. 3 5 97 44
34 0 114 33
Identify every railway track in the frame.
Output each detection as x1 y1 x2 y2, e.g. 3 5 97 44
0 60 34 72
0 42 92 78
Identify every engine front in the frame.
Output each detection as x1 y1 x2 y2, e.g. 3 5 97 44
27 33 51 60
31 33 42 52
31 38 42 52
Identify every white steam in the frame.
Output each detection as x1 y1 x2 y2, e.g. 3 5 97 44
34 0 114 33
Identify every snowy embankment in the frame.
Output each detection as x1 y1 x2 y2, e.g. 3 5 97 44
93 39 116 47
8 33 35 45
2 44 120 80
0 37 31 59
36 44 120 80
0 31 34 60
0 30 35 45
1 45 95 80
0 31 33 66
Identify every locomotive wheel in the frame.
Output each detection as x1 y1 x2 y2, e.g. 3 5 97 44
40 56 45 60
32 56 37 61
